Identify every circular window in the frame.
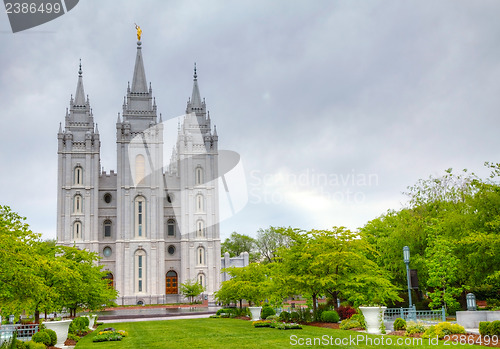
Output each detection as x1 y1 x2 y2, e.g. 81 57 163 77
103 246 112 257
104 193 112 203
168 245 175 255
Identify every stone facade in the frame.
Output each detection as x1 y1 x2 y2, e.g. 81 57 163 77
56 40 221 305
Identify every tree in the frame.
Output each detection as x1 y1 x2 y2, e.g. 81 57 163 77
0 205 118 321
215 263 272 308
255 227 291 263
221 232 259 262
180 279 205 303
275 227 400 314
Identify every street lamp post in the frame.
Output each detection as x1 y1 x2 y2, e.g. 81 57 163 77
403 246 412 308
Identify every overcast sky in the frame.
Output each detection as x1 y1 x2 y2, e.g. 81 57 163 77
1 0 500 241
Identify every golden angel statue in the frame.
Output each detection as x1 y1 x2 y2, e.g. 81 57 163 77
135 23 142 41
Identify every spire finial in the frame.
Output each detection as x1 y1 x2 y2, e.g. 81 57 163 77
78 59 82 77
194 62 197 80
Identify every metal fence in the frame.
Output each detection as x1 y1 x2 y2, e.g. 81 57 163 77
384 306 446 324
0 324 39 344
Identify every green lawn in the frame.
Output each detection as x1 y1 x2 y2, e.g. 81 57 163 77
75 318 483 349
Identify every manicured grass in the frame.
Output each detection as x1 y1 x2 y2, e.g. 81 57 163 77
75 318 483 349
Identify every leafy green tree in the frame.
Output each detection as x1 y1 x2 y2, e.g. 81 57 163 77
180 279 205 303
215 263 272 307
221 232 259 262
425 232 462 312
255 227 291 263
275 227 400 314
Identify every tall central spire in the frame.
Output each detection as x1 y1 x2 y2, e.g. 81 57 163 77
74 59 86 105
131 41 148 93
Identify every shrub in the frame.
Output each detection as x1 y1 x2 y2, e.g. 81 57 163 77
405 321 427 335
337 305 357 320
15 340 27 349
279 311 290 322
25 342 45 349
67 333 80 343
314 303 332 321
340 319 362 330
321 311 340 323
479 321 491 336
216 308 236 316
290 311 300 322
422 322 465 339
31 331 51 346
393 318 407 331
43 329 57 346
491 320 500 336
297 308 312 323
266 315 279 321
261 305 276 320
69 316 90 335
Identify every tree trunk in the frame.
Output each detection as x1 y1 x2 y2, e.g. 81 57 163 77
35 309 40 324
312 293 317 314
239 299 242 309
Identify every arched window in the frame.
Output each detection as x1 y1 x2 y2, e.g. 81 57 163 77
104 220 112 238
74 166 83 185
196 194 204 212
195 167 204 185
196 220 205 238
103 272 114 289
135 154 145 184
197 246 205 266
135 196 146 237
166 270 178 294
73 221 82 240
73 195 83 214
167 219 176 237
198 273 205 287
135 250 146 293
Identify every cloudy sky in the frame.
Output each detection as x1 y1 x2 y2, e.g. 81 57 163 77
1 0 500 240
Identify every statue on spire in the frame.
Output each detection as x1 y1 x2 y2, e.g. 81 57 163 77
135 23 142 41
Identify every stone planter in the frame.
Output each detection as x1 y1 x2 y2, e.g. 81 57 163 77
44 319 72 348
359 306 387 334
249 306 262 321
84 314 97 329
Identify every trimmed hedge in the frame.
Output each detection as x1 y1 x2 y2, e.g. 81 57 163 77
321 311 340 323
261 305 276 320
479 320 500 336
393 317 406 331
31 331 51 346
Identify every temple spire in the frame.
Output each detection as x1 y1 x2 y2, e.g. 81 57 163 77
131 41 148 93
74 59 86 105
190 62 202 109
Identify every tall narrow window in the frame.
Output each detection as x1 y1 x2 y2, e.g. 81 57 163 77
195 167 204 185
198 273 205 288
73 221 82 240
135 250 146 293
196 220 205 238
167 219 175 237
74 195 82 214
196 194 204 212
135 154 145 184
104 220 112 238
197 247 205 265
74 166 83 185
135 196 146 237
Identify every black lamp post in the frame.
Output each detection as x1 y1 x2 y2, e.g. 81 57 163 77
403 246 412 308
